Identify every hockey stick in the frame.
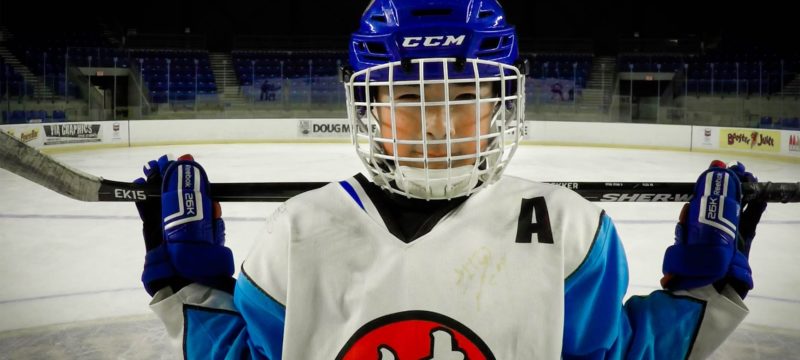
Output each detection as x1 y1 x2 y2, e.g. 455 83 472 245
2 130 799 203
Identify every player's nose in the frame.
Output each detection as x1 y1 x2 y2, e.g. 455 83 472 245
425 105 452 140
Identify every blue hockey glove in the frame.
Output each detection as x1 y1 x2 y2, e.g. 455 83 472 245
726 161 767 297
136 154 235 296
135 155 188 295
661 160 766 298
134 155 173 252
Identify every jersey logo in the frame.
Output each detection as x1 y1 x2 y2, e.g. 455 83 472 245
515 197 554 244
401 35 466 48
336 310 495 360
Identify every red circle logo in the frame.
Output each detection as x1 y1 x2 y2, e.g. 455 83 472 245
336 311 495 360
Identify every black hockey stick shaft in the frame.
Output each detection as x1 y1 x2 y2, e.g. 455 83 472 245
2 130 799 203
97 179 800 203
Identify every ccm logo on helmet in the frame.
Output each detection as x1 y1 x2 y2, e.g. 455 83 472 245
401 35 465 48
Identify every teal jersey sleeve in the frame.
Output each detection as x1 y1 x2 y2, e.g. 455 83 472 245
152 273 286 359
563 214 708 359
232 270 287 359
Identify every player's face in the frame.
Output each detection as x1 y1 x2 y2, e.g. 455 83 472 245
374 83 495 169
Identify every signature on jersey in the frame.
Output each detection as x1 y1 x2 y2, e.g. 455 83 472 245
455 246 507 311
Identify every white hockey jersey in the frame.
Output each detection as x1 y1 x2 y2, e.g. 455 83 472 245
150 174 748 359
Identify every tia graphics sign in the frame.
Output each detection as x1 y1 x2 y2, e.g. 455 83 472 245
43 123 102 145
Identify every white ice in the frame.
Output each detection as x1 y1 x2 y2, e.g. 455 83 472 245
1 143 798 359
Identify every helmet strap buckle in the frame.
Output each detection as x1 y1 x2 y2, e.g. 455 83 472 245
339 65 354 83
400 58 413 73
454 57 467 72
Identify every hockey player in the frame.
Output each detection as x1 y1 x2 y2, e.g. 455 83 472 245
135 0 767 358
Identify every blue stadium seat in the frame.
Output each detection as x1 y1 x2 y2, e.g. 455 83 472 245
10 110 26 124
52 110 67 121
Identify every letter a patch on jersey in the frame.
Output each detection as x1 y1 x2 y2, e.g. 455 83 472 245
516 197 554 244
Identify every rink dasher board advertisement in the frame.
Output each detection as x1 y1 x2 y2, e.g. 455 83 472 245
0 121 128 149
690 126 799 158
296 119 353 139
2 119 798 159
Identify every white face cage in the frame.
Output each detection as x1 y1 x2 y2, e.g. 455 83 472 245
344 58 526 200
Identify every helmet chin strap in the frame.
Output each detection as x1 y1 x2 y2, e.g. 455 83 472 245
394 165 480 200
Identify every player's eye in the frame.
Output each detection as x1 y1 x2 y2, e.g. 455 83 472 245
454 93 477 101
396 94 421 102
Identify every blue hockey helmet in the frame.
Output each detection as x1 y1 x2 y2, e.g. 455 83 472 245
343 0 527 200
346 0 522 80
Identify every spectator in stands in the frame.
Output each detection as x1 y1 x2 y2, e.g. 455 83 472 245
260 80 272 101
551 81 565 101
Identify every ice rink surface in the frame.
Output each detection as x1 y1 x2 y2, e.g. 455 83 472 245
1 143 798 359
